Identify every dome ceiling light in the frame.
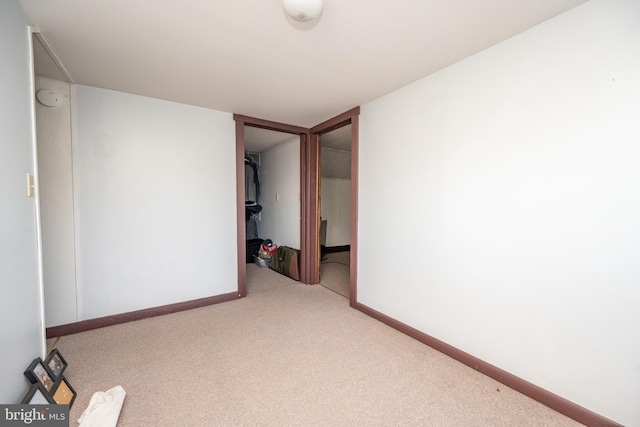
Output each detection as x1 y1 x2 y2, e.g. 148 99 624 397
283 0 323 22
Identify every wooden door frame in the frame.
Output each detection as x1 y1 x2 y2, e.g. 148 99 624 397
300 131 319 284
233 114 308 295
309 107 360 305
234 107 359 300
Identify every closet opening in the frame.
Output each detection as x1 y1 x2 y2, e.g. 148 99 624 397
243 126 302 294
233 115 307 296
31 31 78 332
317 124 352 299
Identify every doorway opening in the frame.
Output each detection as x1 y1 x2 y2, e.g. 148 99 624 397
318 124 352 299
310 108 359 307
234 108 359 307
243 126 302 294
233 115 307 296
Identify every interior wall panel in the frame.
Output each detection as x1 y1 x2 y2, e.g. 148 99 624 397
73 86 237 319
35 77 77 327
358 1 640 424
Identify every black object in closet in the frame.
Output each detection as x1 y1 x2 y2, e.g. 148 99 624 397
245 155 260 204
245 154 262 241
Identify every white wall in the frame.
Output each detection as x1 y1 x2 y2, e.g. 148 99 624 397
0 0 46 403
73 86 237 319
259 137 300 249
358 0 640 425
35 77 77 327
321 178 351 247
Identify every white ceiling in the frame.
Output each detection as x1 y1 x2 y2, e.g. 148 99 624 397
244 127 295 153
243 123 350 154
321 125 351 152
20 0 587 128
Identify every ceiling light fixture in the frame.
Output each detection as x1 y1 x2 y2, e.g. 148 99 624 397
283 0 323 22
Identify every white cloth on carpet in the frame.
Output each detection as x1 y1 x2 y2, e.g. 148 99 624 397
77 385 126 427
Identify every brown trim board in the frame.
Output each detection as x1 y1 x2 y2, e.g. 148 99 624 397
310 106 360 134
235 119 247 297
233 114 307 135
324 245 350 254
299 132 314 284
303 132 321 284
355 302 621 427
349 113 359 307
46 292 240 338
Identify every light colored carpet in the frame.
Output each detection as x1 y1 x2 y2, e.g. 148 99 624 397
50 267 583 426
320 251 350 298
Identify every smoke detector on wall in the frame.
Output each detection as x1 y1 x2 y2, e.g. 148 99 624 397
36 89 61 107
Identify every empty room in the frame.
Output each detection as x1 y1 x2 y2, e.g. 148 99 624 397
2 0 639 425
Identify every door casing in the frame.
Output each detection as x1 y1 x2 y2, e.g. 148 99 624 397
310 108 359 305
234 107 359 306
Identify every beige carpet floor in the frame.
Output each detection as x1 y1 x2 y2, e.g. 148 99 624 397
50 266 583 426
320 251 350 298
